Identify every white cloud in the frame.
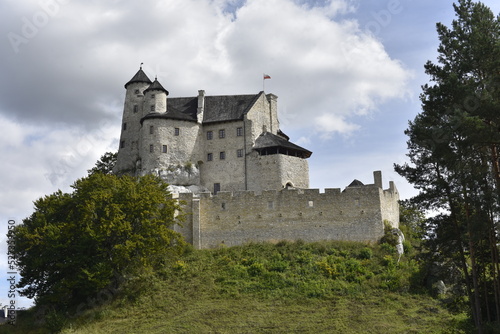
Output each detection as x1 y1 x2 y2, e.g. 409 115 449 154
218 0 411 135
314 113 360 136
1 0 410 138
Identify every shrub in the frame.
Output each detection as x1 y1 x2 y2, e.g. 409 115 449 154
358 247 373 260
248 262 266 276
380 221 399 246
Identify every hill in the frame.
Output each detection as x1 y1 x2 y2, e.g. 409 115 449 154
1 240 469 333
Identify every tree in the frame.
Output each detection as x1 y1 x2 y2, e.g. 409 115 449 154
395 1 500 331
10 173 184 308
87 152 117 175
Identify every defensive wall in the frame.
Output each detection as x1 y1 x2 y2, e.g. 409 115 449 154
173 171 399 249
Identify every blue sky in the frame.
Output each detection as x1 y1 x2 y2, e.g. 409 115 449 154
1 0 499 309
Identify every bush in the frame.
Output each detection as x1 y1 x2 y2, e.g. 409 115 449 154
380 221 399 246
248 262 266 276
358 247 373 260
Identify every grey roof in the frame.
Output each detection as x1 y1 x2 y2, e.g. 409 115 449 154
202 94 262 123
170 93 261 123
125 69 152 88
140 105 197 124
148 92 262 124
144 79 169 95
253 131 312 159
347 179 364 187
277 129 290 140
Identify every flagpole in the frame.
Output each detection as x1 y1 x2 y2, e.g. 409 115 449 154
262 74 271 132
263 73 271 92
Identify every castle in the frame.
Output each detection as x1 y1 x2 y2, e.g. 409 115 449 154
115 67 399 249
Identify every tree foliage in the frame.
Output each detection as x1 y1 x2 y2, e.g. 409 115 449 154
87 151 117 175
10 173 184 308
395 1 500 331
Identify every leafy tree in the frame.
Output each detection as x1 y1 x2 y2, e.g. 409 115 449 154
398 200 426 242
87 151 117 175
10 173 184 308
395 1 500 331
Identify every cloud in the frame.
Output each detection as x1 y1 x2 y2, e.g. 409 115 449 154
219 0 411 135
1 0 410 137
314 113 360 136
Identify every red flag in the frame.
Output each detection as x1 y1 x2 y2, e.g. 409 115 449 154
263 74 271 80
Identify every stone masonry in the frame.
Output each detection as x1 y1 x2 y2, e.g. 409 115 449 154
174 171 399 249
115 67 400 249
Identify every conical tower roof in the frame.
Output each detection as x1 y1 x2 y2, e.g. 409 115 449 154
124 68 152 88
144 77 169 95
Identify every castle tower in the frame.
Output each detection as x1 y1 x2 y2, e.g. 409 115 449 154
115 66 152 174
143 77 169 114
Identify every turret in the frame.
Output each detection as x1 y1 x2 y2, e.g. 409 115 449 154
115 66 153 175
143 77 169 114
124 67 153 113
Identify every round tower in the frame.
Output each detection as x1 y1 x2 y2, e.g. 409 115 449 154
115 66 152 175
143 77 169 114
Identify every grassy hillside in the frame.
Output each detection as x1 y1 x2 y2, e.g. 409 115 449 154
1 240 470 333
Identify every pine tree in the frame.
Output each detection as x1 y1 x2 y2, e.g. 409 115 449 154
396 1 500 330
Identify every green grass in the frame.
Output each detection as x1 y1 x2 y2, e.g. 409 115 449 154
0 240 470 333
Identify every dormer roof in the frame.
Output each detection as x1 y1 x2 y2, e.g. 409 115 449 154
144 78 169 95
124 68 152 88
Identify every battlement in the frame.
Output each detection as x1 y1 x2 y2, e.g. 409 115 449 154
177 170 397 200
173 171 399 249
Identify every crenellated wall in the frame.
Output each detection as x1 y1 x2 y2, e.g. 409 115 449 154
175 171 399 249
115 70 398 249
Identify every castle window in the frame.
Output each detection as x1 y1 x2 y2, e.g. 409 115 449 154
122 123 127 131
149 125 153 134
308 201 314 208
207 131 213 140
220 151 225 160
162 145 167 153
151 94 155 99
221 202 226 210
174 128 180 136
120 140 125 149
237 149 243 158
236 127 243 136
149 144 154 153
219 129 225 138
150 105 155 112
214 183 221 194
133 105 138 113
207 153 213 161
134 89 140 94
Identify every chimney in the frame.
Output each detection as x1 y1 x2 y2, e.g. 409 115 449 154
197 90 205 123
266 93 278 133
373 171 382 188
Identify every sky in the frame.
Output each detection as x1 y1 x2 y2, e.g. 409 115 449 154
1 0 499 309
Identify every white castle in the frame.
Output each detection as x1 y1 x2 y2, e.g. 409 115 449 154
115 66 311 193
115 67 399 249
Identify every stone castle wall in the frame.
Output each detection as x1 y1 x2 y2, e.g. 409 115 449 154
246 153 309 191
116 81 150 174
174 171 399 249
140 118 201 171
200 121 247 193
